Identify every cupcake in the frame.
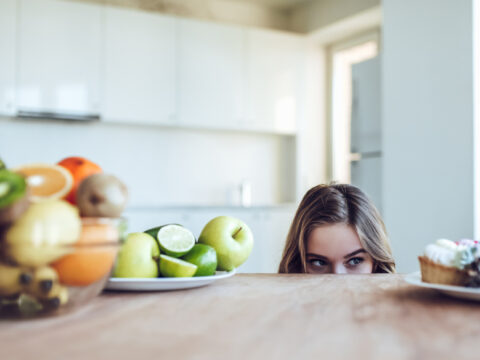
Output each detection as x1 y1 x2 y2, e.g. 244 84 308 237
418 239 475 286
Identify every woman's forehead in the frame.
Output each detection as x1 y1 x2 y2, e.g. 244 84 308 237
306 223 363 258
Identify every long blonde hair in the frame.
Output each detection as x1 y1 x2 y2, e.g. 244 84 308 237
278 184 395 273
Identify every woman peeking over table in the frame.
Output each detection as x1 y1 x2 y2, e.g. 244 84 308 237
279 183 395 274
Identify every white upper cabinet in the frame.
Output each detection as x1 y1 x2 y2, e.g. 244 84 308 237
246 29 306 134
103 6 176 125
11 0 307 132
0 0 16 116
177 18 244 130
17 0 102 117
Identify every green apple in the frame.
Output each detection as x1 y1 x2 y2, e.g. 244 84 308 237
198 216 253 271
113 232 160 278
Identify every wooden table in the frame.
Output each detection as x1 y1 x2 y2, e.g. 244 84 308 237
1 274 480 360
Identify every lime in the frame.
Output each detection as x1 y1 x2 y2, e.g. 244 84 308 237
0 170 27 209
182 244 217 276
145 224 195 257
159 254 197 277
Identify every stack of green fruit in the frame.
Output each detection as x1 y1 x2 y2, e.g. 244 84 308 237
113 216 254 278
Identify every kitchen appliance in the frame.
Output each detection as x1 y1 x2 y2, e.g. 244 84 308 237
350 55 382 212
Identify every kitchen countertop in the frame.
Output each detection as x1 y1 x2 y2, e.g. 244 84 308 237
1 274 479 360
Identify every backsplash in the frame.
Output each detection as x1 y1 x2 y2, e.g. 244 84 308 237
0 117 296 207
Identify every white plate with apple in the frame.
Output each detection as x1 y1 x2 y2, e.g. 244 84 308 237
106 216 252 291
105 269 236 291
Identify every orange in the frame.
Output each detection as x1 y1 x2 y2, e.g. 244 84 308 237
58 156 102 204
14 163 73 202
52 221 119 286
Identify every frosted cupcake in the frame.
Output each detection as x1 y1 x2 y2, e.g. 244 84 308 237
418 239 475 286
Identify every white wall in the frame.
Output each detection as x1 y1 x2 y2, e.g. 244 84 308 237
296 43 328 200
0 117 295 207
382 0 476 272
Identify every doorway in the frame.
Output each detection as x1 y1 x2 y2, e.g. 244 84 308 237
328 31 382 210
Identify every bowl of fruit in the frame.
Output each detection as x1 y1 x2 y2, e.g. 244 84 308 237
0 157 128 318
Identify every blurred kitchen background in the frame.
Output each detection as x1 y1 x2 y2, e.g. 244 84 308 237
1 0 479 273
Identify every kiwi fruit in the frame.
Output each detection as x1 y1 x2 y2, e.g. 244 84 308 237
0 170 29 225
76 173 128 217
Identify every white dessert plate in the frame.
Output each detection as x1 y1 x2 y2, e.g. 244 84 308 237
105 269 236 291
404 271 480 301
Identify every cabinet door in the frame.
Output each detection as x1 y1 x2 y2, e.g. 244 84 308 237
103 7 176 125
0 0 16 116
123 209 189 234
235 209 294 273
17 0 102 115
246 29 305 134
178 18 244 129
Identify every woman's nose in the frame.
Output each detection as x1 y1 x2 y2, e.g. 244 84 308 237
333 263 347 274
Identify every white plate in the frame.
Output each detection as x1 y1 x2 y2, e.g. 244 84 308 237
404 271 480 301
105 269 236 291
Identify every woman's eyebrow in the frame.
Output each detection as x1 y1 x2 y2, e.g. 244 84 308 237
306 253 328 260
343 249 366 258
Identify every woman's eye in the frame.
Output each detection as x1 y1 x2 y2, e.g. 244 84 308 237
346 257 364 266
310 259 328 267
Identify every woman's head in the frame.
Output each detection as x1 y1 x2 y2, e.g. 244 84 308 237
278 184 395 274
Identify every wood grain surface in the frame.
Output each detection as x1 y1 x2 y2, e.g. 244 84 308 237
1 274 480 360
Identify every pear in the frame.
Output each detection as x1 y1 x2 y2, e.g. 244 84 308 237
5 200 81 267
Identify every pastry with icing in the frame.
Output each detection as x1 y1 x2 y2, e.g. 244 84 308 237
418 239 475 286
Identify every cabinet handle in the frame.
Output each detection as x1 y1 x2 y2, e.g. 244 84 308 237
17 110 100 122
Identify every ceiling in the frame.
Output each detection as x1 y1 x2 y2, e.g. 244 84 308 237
218 0 312 11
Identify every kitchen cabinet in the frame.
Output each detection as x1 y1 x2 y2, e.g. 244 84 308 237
102 6 176 125
236 209 292 273
17 0 102 117
0 0 16 116
246 29 306 134
12 0 307 134
177 18 244 130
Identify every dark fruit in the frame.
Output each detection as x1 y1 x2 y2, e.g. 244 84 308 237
19 272 33 286
76 174 128 217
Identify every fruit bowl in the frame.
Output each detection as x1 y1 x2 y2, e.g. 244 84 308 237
0 217 124 319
